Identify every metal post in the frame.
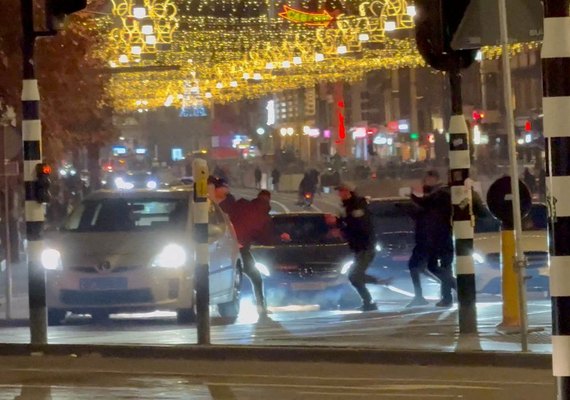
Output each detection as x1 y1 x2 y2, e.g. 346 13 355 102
448 68 477 334
541 0 570 397
21 0 47 344
1 125 13 320
193 159 210 345
497 0 529 351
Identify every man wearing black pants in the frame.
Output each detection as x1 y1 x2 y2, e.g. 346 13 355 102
327 182 390 311
406 170 456 308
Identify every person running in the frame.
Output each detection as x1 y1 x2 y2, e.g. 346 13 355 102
326 182 390 311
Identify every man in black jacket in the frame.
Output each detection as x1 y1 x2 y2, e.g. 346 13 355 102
407 170 457 308
327 182 388 311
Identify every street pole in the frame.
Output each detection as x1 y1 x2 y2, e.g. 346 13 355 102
1 125 13 320
541 0 570 397
448 68 477 334
193 159 210 345
21 0 47 344
497 0 529 351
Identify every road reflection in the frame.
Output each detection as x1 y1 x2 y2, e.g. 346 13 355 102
15 386 52 399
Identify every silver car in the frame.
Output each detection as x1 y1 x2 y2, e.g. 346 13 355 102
43 188 242 325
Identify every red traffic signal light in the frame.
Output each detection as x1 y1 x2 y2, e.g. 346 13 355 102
524 120 532 132
34 163 52 204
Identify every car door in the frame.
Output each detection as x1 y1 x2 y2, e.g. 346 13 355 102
208 202 227 299
213 204 235 293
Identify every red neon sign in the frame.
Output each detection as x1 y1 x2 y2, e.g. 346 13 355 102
336 101 346 144
279 5 334 27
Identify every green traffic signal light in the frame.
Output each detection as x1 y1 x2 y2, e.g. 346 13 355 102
410 133 420 140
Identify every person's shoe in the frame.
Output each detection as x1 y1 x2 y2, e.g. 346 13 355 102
435 299 453 308
358 302 378 312
406 296 429 308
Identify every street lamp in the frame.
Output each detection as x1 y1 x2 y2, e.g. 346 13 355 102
257 128 265 135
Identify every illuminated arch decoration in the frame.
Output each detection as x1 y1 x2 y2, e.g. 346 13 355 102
108 0 178 65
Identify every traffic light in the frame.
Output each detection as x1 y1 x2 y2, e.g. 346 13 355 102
414 0 476 71
34 163 52 204
47 0 87 30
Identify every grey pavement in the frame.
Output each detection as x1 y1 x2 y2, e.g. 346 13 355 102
0 355 556 399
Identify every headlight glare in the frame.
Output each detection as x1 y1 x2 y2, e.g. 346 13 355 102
41 248 62 270
146 180 158 189
473 252 485 264
254 262 270 277
341 260 354 275
152 244 187 268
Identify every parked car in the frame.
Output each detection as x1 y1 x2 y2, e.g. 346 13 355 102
368 197 549 296
43 188 242 325
250 213 356 309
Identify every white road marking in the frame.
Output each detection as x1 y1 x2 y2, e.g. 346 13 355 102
271 200 289 213
299 391 458 398
1 368 551 386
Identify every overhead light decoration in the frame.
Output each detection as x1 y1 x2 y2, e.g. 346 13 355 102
95 0 539 112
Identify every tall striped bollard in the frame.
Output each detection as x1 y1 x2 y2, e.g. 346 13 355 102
542 0 570 397
21 0 47 345
193 159 210 345
448 69 477 334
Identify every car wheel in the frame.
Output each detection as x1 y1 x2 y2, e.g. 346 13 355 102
176 308 197 324
47 309 66 326
90 310 110 323
218 270 242 323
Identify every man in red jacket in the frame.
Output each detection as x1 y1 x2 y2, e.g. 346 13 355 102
228 190 273 317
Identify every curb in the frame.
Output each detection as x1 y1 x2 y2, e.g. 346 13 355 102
0 343 551 369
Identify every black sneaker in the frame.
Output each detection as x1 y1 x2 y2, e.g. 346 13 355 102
358 302 378 312
406 297 429 308
435 299 453 308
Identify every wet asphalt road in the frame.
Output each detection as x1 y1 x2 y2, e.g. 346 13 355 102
0 356 556 400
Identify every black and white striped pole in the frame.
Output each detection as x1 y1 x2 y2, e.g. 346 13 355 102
448 69 477 334
542 0 570 397
193 159 210 345
21 0 47 345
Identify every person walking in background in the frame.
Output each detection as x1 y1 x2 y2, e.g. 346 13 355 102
326 182 391 312
254 166 262 189
523 167 536 195
207 175 236 214
271 168 281 192
406 170 456 308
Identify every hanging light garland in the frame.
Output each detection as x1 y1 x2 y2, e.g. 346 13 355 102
78 0 542 113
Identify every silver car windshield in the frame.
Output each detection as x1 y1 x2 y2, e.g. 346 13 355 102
62 198 188 232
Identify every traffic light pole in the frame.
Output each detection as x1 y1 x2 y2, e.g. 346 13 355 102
448 67 477 334
21 0 47 345
542 1 570 398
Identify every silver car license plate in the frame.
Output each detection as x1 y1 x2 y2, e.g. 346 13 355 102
79 277 128 291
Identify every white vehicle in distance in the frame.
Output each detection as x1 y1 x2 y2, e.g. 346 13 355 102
43 188 242 325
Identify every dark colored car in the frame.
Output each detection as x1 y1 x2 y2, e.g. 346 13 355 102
250 213 355 309
368 197 549 295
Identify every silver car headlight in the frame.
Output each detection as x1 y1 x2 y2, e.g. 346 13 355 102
41 248 62 271
341 260 354 275
152 244 187 269
473 252 485 265
146 180 158 189
254 262 270 277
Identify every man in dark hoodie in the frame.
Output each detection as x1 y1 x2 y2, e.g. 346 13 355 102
327 182 389 311
406 170 456 308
